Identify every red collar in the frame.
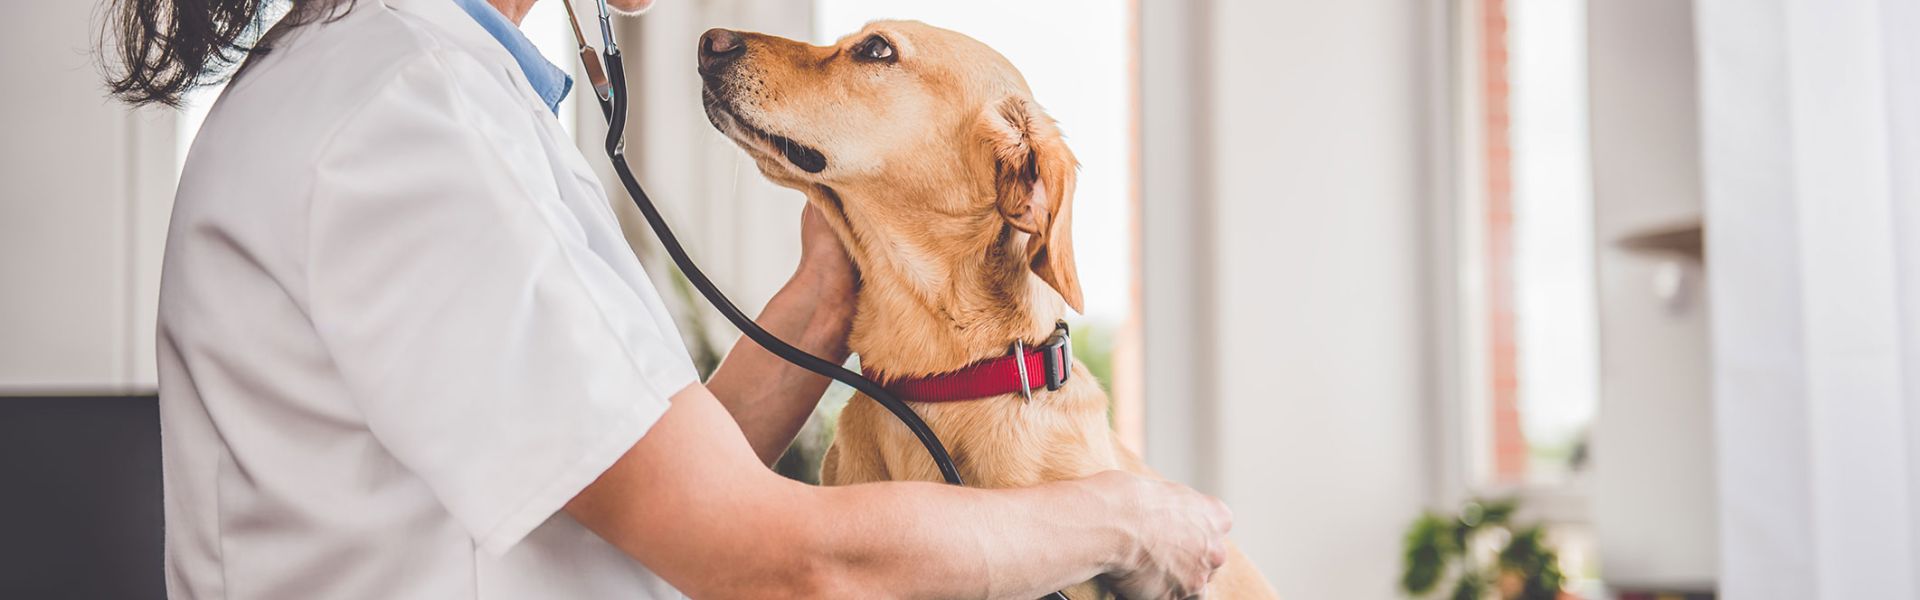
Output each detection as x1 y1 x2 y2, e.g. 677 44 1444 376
864 322 1074 403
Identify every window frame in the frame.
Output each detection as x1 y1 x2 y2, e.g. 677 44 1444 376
1431 0 1595 528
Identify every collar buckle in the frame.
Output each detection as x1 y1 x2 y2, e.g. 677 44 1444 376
1037 321 1073 392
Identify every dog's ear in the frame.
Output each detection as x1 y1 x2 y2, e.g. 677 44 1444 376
978 96 1083 313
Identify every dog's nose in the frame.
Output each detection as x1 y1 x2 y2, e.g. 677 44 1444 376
698 29 745 74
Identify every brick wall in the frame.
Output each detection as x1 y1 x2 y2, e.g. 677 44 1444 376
1481 0 1529 482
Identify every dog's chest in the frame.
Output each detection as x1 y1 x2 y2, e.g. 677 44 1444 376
863 384 1118 489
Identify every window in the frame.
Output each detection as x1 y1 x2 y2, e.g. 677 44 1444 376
1462 0 1597 491
1455 0 1600 592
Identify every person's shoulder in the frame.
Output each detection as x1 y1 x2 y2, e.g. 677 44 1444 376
175 1 520 222
199 0 527 157
231 1 490 106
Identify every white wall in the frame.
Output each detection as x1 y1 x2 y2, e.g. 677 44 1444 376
1586 0 1719 590
0 2 175 394
1143 1 1432 598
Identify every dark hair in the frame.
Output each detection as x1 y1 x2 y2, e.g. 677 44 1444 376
104 0 353 107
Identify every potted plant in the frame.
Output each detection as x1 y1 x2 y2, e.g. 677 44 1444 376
1401 498 1567 600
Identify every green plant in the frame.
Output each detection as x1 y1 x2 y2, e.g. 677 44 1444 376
1401 498 1566 600
1067 318 1115 392
666 266 723 378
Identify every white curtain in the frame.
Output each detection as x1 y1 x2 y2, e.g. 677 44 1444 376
1696 0 1920 598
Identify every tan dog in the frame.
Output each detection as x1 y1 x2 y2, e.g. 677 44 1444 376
698 21 1277 599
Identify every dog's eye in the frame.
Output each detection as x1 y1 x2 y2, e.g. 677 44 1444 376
854 35 895 62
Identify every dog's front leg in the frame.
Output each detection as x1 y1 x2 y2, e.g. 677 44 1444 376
819 399 892 486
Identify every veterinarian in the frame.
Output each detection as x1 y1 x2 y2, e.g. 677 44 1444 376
109 0 1231 598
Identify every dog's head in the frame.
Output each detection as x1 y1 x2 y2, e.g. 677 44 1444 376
699 21 1082 312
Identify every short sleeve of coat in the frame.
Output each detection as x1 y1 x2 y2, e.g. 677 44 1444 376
304 49 700 555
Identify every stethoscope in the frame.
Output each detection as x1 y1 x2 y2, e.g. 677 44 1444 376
553 0 967 485
556 0 975 482
556 4 1074 598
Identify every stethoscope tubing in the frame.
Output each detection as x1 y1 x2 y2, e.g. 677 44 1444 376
592 49 966 486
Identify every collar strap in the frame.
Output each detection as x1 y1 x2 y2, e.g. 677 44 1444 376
865 322 1074 403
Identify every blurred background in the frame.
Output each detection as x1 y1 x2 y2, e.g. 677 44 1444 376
4 0 1918 599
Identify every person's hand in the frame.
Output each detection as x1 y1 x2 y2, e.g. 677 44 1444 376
1092 471 1233 600
702 204 859 464
763 202 856 362
606 0 658 14
793 203 858 305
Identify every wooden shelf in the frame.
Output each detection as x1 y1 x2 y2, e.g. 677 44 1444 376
1615 217 1704 261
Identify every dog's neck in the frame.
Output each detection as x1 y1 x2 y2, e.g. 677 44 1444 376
815 186 1066 379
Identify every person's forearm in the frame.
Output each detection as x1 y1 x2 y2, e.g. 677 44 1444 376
706 265 854 464
795 477 1134 599
571 386 1137 599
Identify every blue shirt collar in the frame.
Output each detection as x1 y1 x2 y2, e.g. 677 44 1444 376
453 0 572 114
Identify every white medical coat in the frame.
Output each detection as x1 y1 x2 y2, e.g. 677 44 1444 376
156 0 699 597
